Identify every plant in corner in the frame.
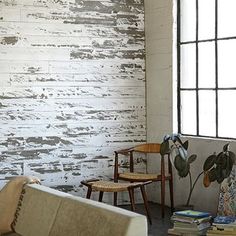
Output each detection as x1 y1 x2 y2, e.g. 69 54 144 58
203 143 235 187
160 134 236 208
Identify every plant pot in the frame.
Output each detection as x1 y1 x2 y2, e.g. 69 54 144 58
174 204 194 212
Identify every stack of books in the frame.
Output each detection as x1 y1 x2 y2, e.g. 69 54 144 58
168 210 212 236
207 216 236 235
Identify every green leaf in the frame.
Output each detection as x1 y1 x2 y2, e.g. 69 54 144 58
203 154 216 171
169 147 178 166
208 168 217 182
215 166 224 184
187 154 197 164
228 152 235 170
215 152 223 164
221 168 229 179
178 164 190 178
223 143 229 152
215 152 227 168
174 155 187 172
224 156 234 178
160 140 169 156
229 151 236 163
217 176 224 184
182 140 189 150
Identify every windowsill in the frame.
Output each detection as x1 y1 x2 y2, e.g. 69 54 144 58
179 134 236 143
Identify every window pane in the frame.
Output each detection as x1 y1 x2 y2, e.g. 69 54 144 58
199 91 216 136
181 44 196 88
181 91 197 135
218 0 236 38
218 39 236 88
198 0 215 40
179 0 236 139
198 42 215 88
181 0 196 42
218 90 236 138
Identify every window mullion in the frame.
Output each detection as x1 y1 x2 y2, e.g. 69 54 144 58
215 0 219 137
196 0 199 135
177 0 181 133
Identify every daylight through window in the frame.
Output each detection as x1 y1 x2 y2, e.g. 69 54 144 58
177 0 236 139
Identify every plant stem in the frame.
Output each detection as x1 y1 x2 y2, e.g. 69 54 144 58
186 171 204 206
189 171 193 196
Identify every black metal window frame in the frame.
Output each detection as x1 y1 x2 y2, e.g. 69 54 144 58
177 0 236 140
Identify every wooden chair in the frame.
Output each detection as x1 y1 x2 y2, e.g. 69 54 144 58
114 143 174 218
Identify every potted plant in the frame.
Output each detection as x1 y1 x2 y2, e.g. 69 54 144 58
160 134 236 209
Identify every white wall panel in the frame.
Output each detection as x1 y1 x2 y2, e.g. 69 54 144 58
0 0 145 202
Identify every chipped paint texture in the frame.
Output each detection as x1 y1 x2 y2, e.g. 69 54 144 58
0 0 146 202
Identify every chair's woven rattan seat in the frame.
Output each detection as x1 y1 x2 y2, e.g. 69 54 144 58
119 172 159 181
81 179 153 224
89 181 143 192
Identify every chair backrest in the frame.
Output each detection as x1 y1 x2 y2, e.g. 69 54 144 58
132 143 161 154
114 143 167 175
130 143 163 172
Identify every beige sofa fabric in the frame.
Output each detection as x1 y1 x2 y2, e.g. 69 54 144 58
49 196 147 236
13 184 70 236
2 233 21 236
12 184 147 236
0 176 40 235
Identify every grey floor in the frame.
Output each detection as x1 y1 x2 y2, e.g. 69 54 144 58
121 202 173 236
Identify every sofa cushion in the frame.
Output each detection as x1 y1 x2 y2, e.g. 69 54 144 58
13 184 70 236
2 233 22 236
0 176 39 235
49 196 147 236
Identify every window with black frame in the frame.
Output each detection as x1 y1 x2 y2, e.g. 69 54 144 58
177 0 236 139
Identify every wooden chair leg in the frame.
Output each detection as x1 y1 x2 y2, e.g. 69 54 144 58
128 187 135 211
161 155 166 218
140 185 152 225
113 192 118 206
169 179 174 212
86 186 92 199
99 191 104 202
131 188 135 210
161 179 165 218
168 156 174 212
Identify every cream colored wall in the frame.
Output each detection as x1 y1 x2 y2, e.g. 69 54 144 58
145 0 173 141
145 0 236 214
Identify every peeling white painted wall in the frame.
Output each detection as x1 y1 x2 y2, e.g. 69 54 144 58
0 0 146 201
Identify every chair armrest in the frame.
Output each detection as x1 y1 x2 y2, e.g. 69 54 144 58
114 147 133 156
114 147 135 181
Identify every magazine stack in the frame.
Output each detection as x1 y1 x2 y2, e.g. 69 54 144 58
207 216 236 235
168 210 212 236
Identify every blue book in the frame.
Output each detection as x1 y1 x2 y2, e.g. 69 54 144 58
214 216 236 224
174 210 211 219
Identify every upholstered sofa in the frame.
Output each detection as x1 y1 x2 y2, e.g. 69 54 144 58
0 176 147 236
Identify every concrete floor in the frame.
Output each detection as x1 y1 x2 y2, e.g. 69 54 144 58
121 202 173 236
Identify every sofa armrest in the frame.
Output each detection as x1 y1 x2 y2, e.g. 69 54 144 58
49 196 147 236
0 176 40 235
